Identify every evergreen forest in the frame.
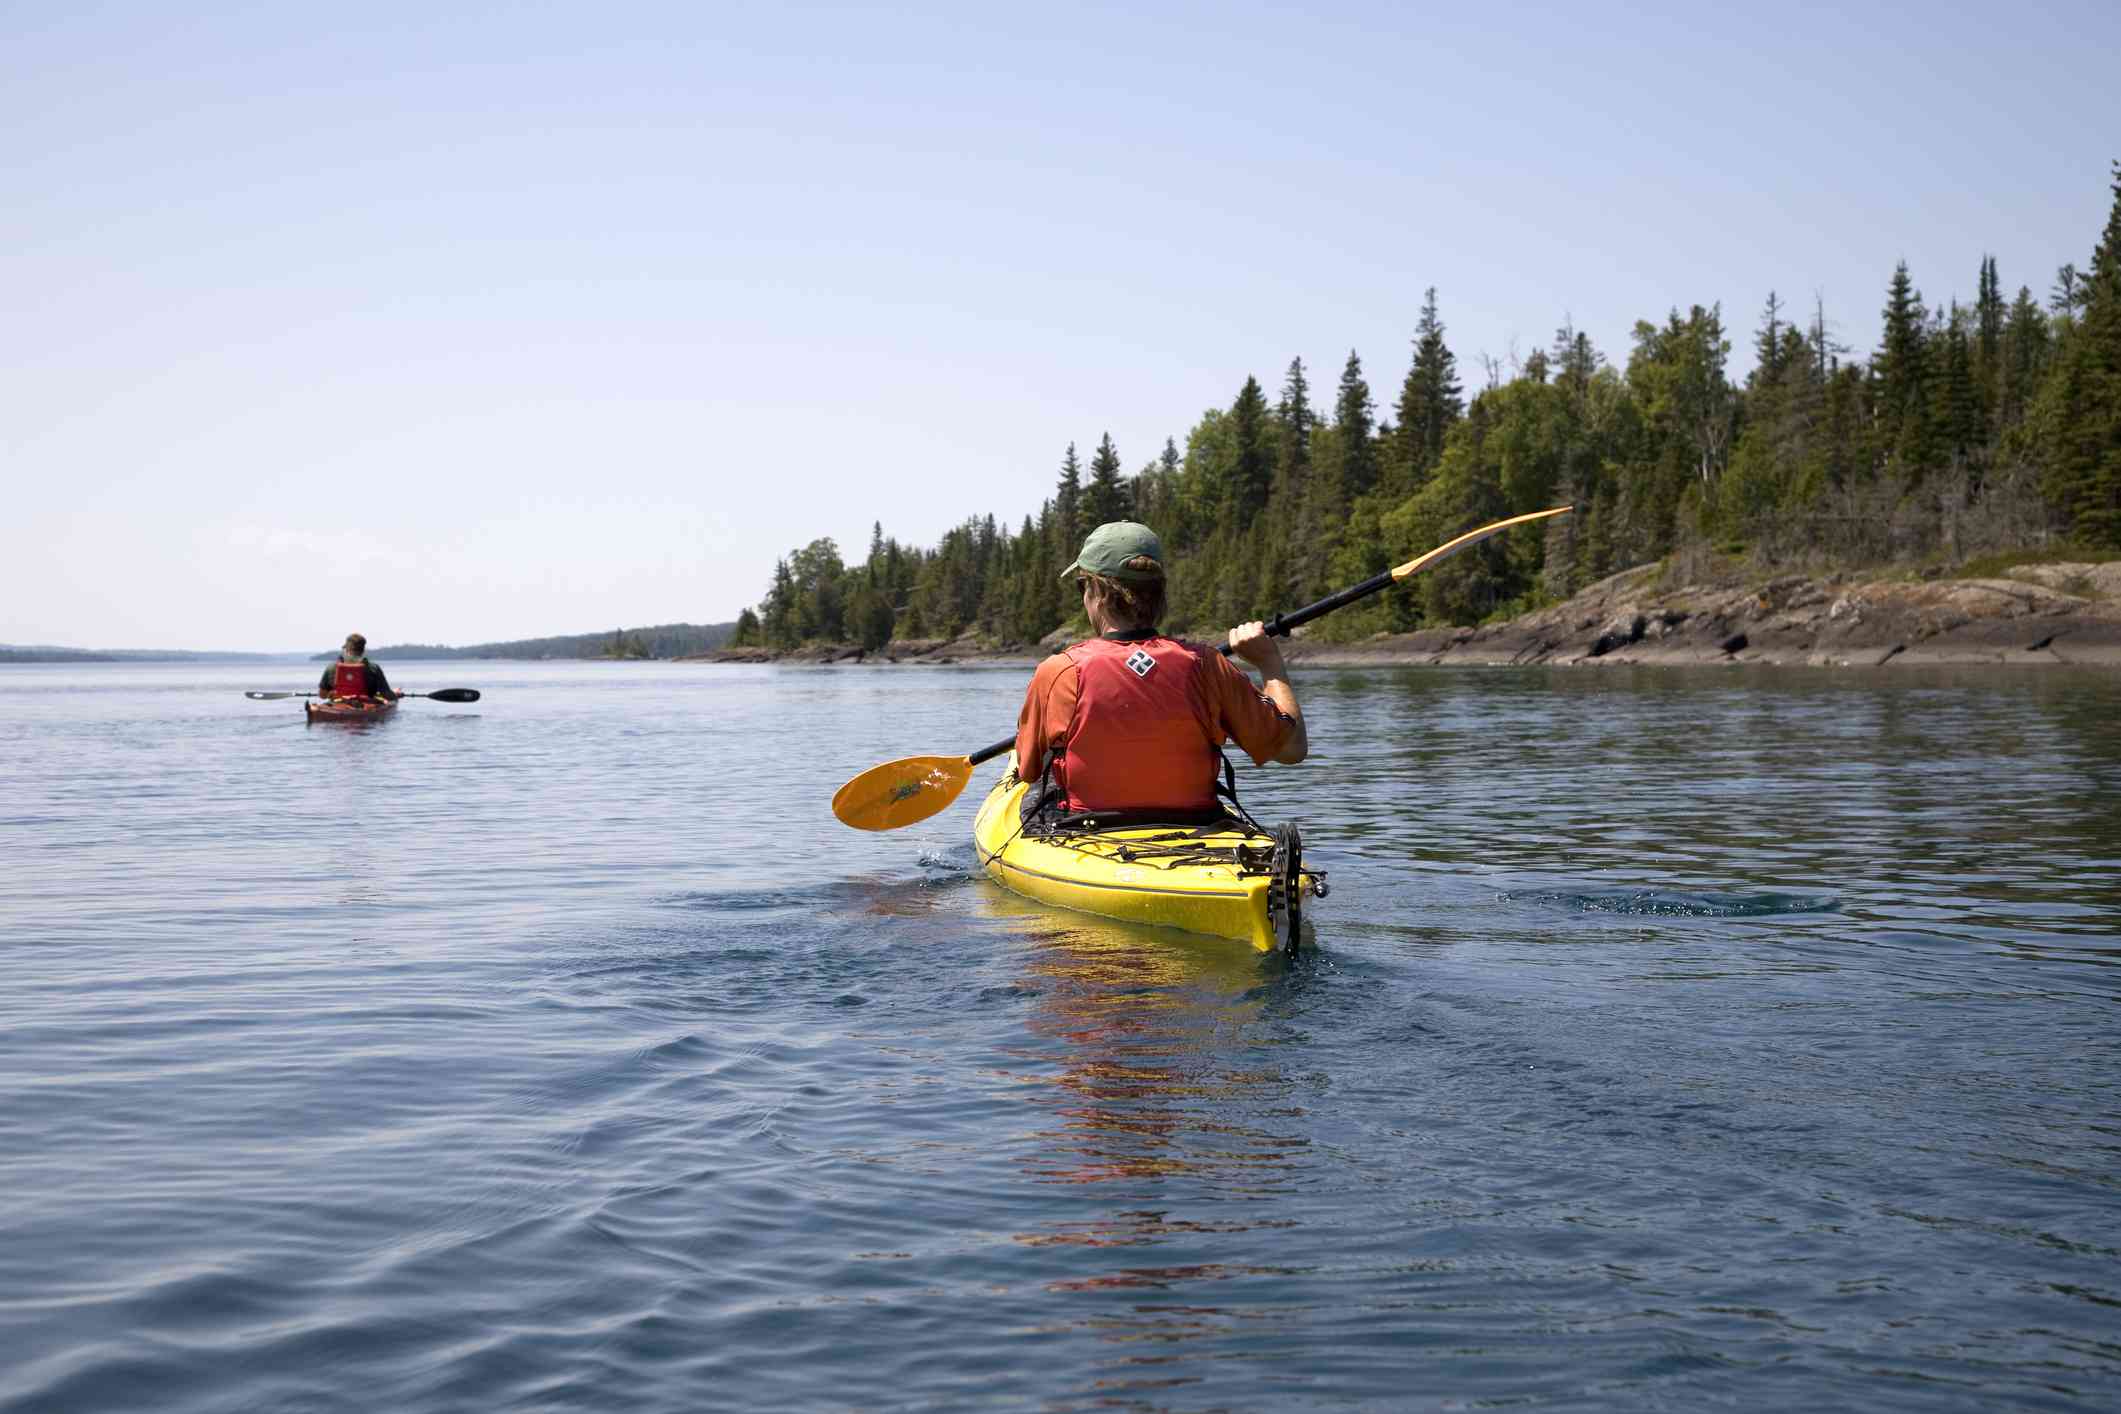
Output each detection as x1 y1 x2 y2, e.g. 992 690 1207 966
732 165 2121 652
351 622 737 661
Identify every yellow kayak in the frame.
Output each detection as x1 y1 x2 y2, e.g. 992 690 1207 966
971 754 1322 954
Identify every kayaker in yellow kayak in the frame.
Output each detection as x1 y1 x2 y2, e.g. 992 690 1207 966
1014 521 1308 818
318 633 402 701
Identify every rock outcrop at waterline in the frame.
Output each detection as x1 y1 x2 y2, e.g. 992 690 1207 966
696 561 2121 668
1283 562 2121 668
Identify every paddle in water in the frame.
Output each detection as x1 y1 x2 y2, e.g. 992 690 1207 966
245 688 482 702
832 505 1571 831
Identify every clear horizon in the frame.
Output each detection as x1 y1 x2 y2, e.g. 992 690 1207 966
8 1 2117 651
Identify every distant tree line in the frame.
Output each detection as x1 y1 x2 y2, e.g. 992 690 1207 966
733 164 2121 650
350 622 736 660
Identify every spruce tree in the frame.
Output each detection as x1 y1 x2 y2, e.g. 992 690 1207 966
2000 285 2050 430
1975 255 2004 423
2050 263 2084 317
1223 376 1273 532
1083 432 1128 527
1152 437 1184 544
1334 351 1378 499
1874 262 1931 482
1551 323 1601 402
2035 161 2121 547
1876 261 1928 418
1395 287 1464 486
1752 291 1787 387
1272 357 1314 506
1052 443 1083 558
1940 316 1980 462
762 558 797 647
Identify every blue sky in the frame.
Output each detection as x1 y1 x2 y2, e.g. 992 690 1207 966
5 1 2116 649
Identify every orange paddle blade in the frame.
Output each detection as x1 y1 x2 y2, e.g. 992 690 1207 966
832 754 977 831
1391 505 1571 581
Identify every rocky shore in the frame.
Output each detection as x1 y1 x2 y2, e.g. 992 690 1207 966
698 561 2121 669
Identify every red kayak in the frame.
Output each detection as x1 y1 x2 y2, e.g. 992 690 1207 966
305 695 397 724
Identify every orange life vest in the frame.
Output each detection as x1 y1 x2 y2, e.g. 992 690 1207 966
332 661 371 698
1055 636 1220 815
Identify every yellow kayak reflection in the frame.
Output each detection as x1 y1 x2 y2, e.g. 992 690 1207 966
969 884 1315 1211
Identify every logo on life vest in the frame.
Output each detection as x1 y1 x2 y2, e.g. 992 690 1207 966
1124 649 1155 678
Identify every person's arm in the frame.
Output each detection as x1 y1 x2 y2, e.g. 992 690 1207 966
1013 656 1075 780
367 660 398 699
1225 622 1307 765
319 664 334 694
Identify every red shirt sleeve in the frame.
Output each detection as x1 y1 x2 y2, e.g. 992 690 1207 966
1014 655 1079 780
1202 652 1293 767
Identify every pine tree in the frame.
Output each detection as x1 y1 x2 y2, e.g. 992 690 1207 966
1333 351 1378 499
1271 357 1314 507
1395 287 1463 486
1222 376 1273 531
1874 262 1933 483
1940 315 1980 461
2035 161 2121 547
1975 255 2004 424
1052 443 1083 559
1551 322 1602 402
761 558 797 647
1876 261 1928 419
1083 433 1129 527
1752 291 1788 387
1999 285 2050 430
2050 263 2085 317
1809 293 1846 384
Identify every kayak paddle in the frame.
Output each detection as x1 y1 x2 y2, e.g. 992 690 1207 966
832 504 1571 831
245 688 482 702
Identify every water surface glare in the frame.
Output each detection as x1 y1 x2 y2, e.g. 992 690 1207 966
3 661 2118 1411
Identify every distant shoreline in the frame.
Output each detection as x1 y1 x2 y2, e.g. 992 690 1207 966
690 561 2121 670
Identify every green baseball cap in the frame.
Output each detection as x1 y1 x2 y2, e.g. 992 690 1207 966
1060 521 1165 582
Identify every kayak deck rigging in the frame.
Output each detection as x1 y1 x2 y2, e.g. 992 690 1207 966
972 757 1323 953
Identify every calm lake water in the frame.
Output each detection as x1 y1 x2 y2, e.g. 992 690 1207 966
2 660 2118 1412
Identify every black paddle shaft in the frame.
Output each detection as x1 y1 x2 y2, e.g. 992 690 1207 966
962 568 1397 768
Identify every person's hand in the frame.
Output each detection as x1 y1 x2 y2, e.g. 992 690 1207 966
1227 621 1286 671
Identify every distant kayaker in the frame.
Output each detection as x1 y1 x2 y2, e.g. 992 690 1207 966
319 633 401 701
1014 521 1307 818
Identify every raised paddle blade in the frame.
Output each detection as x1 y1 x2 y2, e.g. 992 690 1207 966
417 688 481 703
833 754 975 831
1391 505 1572 581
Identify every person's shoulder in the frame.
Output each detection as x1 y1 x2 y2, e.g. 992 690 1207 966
1029 651 1075 684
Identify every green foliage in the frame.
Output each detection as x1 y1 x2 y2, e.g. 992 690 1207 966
2034 161 2121 549
1391 287 1463 492
741 164 2121 645
1332 352 1378 501
1222 377 1274 533
1083 433 1130 527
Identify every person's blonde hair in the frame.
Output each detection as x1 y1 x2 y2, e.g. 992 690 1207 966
1081 557 1166 630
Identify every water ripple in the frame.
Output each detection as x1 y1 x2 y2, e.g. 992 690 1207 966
2 662 2118 1410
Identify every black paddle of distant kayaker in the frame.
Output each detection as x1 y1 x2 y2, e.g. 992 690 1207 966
245 688 482 702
